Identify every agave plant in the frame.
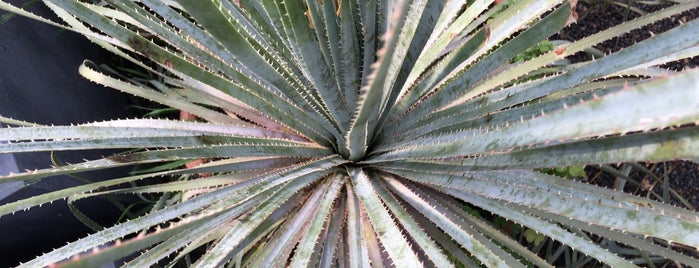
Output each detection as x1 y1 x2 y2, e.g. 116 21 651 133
1 0 699 267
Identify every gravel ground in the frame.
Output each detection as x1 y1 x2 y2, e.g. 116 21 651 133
555 1 699 70
556 1 699 210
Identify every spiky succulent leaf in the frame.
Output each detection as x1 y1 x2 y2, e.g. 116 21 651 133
1 0 699 267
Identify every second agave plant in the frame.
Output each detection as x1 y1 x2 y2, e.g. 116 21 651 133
1 0 699 267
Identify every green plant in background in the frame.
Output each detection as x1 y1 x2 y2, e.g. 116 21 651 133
538 165 587 179
1 0 699 267
512 40 555 63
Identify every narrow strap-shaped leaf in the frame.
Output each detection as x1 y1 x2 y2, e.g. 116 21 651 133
457 1 698 105
72 177 243 200
389 83 623 144
382 26 489 134
178 156 301 175
379 166 699 226
392 0 493 104
358 200 384 267
459 17 699 128
281 0 350 131
289 174 345 267
44 1 162 77
229 195 303 267
381 176 514 267
22 184 242 267
172 0 297 94
44 0 269 131
0 151 295 185
374 69 699 160
337 0 362 112
247 0 341 126
5 138 328 159
628 45 699 71
103 0 234 78
369 174 454 267
484 170 697 223
250 176 340 267
373 127 699 175
78 53 328 144
423 0 467 48
0 1 123 45
236 0 289 52
439 187 637 267
318 188 346 267
0 115 42 127
66 196 105 232
88 118 297 140
1 118 294 141
259 0 305 60
377 79 625 147
387 169 638 267
304 0 335 76
2 138 314 155
102 0 310 135
168 194 294 267
383 1 572 139
374 0 449 131
0 170 174 218
480 0 565 53
389 0 565 126
18 156 343 267
416 184 551 268
57 209 225 268
400 193 479 267
40 0 208 126
346 167 422 266
346 0 412 161
357 0 377 86
137 188 282 268
0 157 152 183
373 0 432 122
46 0 336 146
134 0 315 135
344 179 370 267
302 1 347 127
66 188 270 268
415 1 699 131
121 209 236 267
399 169 699 248
517 205 699 267
191 167 332 267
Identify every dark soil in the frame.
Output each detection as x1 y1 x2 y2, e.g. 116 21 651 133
555 1 699 71
585 161 699 211
554 1 699 212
